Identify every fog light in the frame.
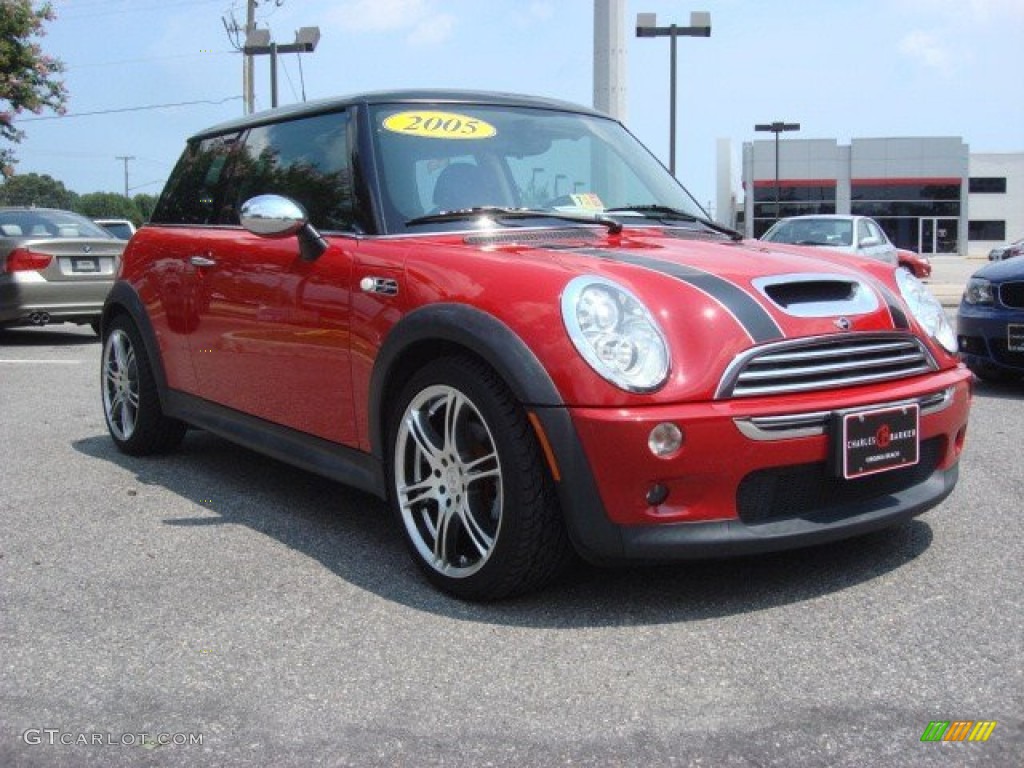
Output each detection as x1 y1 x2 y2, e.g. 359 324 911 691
646 483 669 506
648 422 683 457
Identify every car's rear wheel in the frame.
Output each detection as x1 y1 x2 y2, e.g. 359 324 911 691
388 356 570 600
102 315 186 455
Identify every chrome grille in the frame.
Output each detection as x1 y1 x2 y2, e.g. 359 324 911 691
717 333 938 398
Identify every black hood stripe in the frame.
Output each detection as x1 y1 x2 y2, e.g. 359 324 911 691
569 248 785 343
876 283 911 330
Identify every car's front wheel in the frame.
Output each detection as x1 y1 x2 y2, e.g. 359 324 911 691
388 357 570 600
101 315 186 455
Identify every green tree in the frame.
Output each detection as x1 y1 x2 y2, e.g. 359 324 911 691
74 191 141 224
0 170 75 207
132 192 158 222
1 1 67 176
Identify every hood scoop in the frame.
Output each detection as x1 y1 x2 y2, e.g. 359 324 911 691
752 273 879 318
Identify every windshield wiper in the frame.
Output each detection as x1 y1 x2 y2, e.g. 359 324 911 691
406 207 622 235
605 204 743 241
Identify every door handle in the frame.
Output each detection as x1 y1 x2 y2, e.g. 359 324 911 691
189 255 217 268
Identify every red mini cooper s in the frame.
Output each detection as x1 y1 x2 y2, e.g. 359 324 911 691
101 90 972 599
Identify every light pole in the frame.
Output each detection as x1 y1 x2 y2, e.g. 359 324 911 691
636 11 711 177
243 26 321 109
754 121 800 222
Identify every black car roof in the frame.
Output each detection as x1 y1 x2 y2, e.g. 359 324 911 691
191 89 609 141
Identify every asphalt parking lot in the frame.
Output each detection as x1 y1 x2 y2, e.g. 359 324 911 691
1 311 1021 767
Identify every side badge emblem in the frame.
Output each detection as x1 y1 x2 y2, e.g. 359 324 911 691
359 276 399 296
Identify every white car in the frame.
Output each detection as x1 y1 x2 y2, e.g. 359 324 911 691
760 214 899 266
93 218 137 240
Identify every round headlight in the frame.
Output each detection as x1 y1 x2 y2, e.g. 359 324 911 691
894 268 957 354
561 276 670 392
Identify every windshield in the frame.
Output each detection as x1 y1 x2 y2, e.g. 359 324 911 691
368 103 706 234
763 218 853 247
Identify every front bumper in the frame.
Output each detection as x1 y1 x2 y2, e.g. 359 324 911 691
957 302 1024 375
534 366 972 564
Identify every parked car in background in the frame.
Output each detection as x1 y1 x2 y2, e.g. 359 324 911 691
101 90 972 599
987 237 1023 261
760 214 899 266
1 207 124 334
896 248 932 279
957 258 1024 383
94 218 137 240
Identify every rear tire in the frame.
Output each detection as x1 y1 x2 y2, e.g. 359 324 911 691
101 315 186 455
387 356 570 600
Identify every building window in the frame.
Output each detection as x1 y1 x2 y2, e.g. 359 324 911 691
968 220 1006 241
751 181 837 237
969 177 1007 194
849 179 962 251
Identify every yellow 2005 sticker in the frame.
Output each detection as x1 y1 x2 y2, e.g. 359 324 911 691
382 111 497 140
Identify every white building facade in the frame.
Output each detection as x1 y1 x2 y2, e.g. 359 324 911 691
729 137 1022 257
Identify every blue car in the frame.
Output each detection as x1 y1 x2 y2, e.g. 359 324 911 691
957 258 1024 383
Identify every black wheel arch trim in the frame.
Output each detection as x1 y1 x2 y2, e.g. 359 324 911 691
102 282 172 409
368 303 565 460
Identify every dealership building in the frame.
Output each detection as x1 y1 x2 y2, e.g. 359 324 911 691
717 137 1023 257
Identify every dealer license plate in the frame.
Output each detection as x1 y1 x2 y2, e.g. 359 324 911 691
836 404 920 480
1009 324 1024 352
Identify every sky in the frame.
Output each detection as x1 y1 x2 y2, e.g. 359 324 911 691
9 0 1024 212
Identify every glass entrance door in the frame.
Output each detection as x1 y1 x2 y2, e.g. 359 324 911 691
918 218 959 254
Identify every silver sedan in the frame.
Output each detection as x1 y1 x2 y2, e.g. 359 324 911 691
1 207 125 334
760 214 899 266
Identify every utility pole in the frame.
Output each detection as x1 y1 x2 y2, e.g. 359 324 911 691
244 27 320 109
115 156 134 198
244 0 256 114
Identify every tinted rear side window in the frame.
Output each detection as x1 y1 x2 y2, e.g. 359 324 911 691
150 133 240 225
223 110 358 232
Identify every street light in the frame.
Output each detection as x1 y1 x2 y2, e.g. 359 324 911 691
636 10 711 177
754 121 801 222
244 26 321 109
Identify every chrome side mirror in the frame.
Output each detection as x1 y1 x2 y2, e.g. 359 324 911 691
240 195 308 237
239 194 327 261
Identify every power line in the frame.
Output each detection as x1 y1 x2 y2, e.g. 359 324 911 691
57 0 223 21
64 50 236 71
16 97 243 123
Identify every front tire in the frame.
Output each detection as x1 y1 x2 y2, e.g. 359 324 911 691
388 356 570 600
101 315 186 455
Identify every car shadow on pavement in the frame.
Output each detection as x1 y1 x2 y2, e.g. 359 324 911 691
972 379 1023 401
74 429 935 628
0 327 99 346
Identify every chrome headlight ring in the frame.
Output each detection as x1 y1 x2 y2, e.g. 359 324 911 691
561 275 671 393
894 268 957 354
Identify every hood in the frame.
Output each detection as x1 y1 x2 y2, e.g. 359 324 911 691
461 227 913 343
972 256 1024 282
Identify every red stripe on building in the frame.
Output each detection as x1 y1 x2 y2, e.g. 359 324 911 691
850 177 961 186
752 179 838 188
